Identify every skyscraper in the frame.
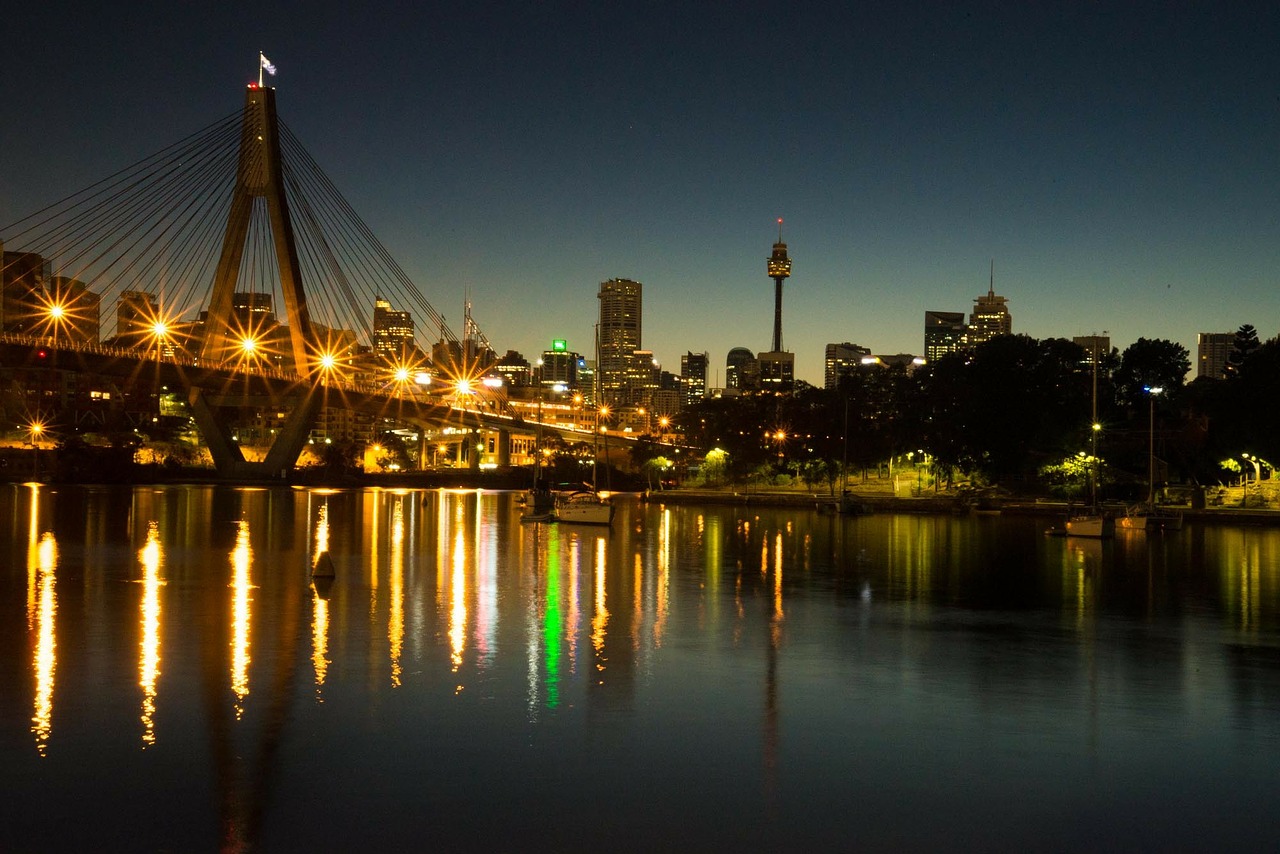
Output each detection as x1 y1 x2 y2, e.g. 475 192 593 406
680 351 708 407
824 342 871 389
1197 332 1233 380
725 347 753 390
966 262 1011 347
598 278 642 404
923 311 967 362
373 297 414 359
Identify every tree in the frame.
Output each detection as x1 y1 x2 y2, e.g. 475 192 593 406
1114 338 1190 409
1225 323 1260 378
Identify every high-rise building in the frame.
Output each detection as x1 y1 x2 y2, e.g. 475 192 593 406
619 349 660 407
824 342 872 390
767 220 792 353
117 291 160 350
538 340 582 390
48 276 101 344
1072 335 1111 369
966 262 1012 347
373 297 415 359
924 311 967 362
757 351 795 390
1197 332 1233 380
1 248 48 334
493 349 533 389
680 351 708 407
598 278 642 404
725 347 753 390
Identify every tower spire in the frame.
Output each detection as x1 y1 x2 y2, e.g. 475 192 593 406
767 218 792 353
989 259 995 297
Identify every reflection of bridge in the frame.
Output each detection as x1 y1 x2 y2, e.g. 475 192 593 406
1 82 608 478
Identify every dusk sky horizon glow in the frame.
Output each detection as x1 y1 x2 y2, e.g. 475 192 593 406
3 2 1277 385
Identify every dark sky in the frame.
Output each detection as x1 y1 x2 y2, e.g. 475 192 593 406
3 1 1278 383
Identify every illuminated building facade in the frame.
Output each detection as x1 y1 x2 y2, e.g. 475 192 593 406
680 351 708 406
1197 332 1233 380
725 346 753 390
373 297 414 358
598 278 642 404
824 341 871 390
1 248 48 334
924 310 967 362
966 264 1012 347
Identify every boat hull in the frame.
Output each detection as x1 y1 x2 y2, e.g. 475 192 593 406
555 493 615 525
1065 514 1114 538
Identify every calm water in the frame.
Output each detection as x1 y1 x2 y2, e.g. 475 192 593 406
3 484 1280 852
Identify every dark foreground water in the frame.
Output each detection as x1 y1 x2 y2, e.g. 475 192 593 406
3 484 1280 852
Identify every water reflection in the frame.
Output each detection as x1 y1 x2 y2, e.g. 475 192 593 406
138 521 164 746
30 509 57 756
6 487 1280 851
230 520 253 717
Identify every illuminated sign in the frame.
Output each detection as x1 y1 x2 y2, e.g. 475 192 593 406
552 339 567 352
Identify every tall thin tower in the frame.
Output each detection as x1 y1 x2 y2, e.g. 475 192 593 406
767 219 791 352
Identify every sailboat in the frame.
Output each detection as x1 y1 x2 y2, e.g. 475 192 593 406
555 326 614 526
1117 385 1182 531
1063 336 1113 538
520 389 555 522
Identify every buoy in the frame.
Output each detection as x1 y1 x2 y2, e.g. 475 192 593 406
312 550 336 579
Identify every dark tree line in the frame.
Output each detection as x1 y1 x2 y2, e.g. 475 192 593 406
677 329 1277 493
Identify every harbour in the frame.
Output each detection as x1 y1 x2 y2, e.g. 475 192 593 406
4 483 1280 851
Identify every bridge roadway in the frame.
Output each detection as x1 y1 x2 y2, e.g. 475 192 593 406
1 334 625 451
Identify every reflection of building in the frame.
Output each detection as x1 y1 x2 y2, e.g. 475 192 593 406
824 342 871 390
373 297 414 358
924 311 966 362
680 351 708 407
598 278 642 404
966 264 1012 347
1196 332 1232 380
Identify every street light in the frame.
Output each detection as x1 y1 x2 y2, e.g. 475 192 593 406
28 420 45 478
1242 453 1262 507
1143 386 1164 508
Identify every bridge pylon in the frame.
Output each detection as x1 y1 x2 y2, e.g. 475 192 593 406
194 84 320 480
202 84 313 373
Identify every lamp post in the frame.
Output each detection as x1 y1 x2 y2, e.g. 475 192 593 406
1242 453 1262 507
29 421 44 479
1143 385 1164 508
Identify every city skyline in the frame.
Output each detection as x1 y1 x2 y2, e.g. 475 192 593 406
2 3 1278 385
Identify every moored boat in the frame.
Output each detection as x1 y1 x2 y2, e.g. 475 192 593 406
555 490 615 525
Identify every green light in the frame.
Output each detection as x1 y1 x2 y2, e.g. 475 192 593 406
552 339 567 352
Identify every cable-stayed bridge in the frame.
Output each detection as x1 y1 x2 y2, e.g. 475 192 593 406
0 82 580 479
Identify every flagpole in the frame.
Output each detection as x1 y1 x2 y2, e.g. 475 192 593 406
258 51 264 87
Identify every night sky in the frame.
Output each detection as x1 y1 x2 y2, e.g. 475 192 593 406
3 2 1278 385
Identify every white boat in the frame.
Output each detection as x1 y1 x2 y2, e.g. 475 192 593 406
555 490 615 525
1065 513 1114 538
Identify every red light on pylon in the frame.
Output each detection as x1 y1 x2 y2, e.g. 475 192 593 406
36 349 47 360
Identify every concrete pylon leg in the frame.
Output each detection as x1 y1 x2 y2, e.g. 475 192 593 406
497 429 511 467
188 386 321 481
188 388 247 477
261 388 322 477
